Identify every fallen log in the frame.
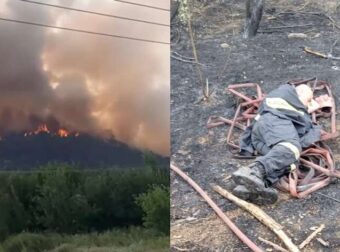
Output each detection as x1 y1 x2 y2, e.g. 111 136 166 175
212 184 300 252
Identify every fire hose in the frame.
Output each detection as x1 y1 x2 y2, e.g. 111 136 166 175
170 163 264 252
171 79 337 251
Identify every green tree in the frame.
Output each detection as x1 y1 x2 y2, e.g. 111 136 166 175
143 152 157 173
33 165 92 233
136 185 170 235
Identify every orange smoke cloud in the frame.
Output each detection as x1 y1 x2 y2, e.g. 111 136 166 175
0 0 170 155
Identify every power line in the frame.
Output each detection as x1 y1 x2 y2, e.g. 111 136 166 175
114 0 170 12
0 169 130 174
20 0 169 27
0 17 170 45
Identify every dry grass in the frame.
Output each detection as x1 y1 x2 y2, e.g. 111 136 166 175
182 0 340 37
271 0 340 14
0 228 169 252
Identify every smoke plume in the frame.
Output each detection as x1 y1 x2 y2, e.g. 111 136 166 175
0 0 170 156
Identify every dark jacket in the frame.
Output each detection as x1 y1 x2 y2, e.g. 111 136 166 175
240 84 321 154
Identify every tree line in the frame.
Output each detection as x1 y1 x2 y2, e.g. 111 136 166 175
0 157 169 241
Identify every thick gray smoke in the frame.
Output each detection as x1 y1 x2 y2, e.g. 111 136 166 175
0 0 170 155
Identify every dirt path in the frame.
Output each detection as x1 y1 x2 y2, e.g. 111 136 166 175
171 1 340 251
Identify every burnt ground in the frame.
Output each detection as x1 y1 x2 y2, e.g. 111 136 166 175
170 1 340 251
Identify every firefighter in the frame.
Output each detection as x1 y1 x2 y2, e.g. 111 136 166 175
232 84 332 204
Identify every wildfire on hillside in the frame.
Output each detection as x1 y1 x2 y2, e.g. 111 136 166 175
23 124 79 138
0 0 170 156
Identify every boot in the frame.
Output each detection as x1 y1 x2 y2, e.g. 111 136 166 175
233 150 255 159
232 162 279 204
233 185 278 205
232 162 266 190
233 185 251 200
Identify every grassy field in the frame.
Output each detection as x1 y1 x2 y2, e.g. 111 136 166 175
0 227 169 252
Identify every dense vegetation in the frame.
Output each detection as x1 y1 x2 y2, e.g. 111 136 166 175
0 154 169 244
0 134 148 169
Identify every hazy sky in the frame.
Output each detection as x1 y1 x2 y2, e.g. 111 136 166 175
0 0 170 156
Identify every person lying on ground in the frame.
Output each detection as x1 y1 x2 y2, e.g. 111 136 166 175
231 84 333 204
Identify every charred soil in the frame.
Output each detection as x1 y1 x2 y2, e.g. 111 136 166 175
171 0 340 251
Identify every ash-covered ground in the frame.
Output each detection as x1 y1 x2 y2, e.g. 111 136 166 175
171 1 340 251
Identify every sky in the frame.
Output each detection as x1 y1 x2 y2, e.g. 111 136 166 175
0 0 170 156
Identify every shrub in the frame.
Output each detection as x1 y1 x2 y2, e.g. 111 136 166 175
0 233 60 252
136 185 170 235
33 166 92 233
0 173 38 240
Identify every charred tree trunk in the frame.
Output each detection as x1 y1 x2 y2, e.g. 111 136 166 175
243 0 265 39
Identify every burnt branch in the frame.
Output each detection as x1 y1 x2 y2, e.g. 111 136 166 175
243 0 265 39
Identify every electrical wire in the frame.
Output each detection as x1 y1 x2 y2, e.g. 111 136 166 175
20 0 169 27
114 0 170 12
0 17 170 45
